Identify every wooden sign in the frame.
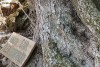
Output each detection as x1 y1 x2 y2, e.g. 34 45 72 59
0 32 36 67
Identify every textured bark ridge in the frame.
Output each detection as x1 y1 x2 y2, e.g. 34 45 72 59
72 0 100 44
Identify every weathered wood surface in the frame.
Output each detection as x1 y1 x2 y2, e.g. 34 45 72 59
0 32 36 67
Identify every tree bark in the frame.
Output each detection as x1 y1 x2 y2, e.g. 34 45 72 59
10 0 100 67
29 0 100 67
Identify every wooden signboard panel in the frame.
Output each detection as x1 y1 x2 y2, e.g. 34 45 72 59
0 32 35 67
